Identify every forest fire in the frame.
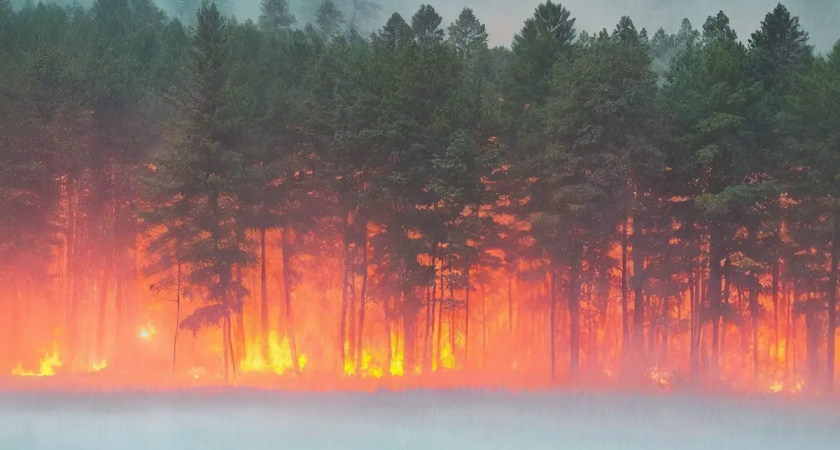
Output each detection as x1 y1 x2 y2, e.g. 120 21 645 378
0 0 838 412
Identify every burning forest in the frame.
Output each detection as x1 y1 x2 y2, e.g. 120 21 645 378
0 0 839 401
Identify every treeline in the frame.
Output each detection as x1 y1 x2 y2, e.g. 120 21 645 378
1 0 839 391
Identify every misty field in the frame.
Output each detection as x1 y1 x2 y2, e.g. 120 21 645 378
2 390 839 450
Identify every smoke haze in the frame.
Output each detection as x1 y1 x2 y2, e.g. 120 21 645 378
11 1 838 51
238 0 839 51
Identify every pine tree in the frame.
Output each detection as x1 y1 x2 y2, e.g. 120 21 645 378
258 0 296 35
782 41 840 392
410 4 443 48
315 0 344 39
447 7 487 56
371 12 413 50
749 3 813 92
142 1 248 382
510 1 576 107
663 11 771 380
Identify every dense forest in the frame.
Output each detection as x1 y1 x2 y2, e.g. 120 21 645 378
1 0 839 394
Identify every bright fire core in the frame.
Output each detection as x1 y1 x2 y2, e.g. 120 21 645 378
1 227 835 396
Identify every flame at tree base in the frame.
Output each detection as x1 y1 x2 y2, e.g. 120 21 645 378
11 343 62 377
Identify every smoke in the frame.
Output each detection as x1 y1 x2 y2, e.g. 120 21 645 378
11 0 840 51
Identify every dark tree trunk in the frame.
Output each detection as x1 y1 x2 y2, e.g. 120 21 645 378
235 265 246 368
568 251 582 379
339 214 350 373
282 229 300 374
348 273 357 370
827 214 839 392
749 287 759 384
621 217 629 358
66 179 79 364
403 299 418 375
708 224 724 379
772 250 780 372
662 295 670 364
435 265 444 370
355 223 369 373
385 296 393 374
260 228 269 361
481 283 487 369
173 253 181 374
805 300 820 387
423 286 433 372
464 266 471 367
508 272 514 335
632 215 645 357
549 264 557 381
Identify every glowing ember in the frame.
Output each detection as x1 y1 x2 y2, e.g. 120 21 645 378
769 381 784 393
139 325 156 342
646 366 669 390
11 343 62 377
188 366 206 380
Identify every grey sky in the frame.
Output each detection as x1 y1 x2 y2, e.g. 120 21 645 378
229 0 839 52
15 1 838 51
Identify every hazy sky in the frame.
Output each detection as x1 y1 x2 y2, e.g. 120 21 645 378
20 1 839 51
221 0 840 51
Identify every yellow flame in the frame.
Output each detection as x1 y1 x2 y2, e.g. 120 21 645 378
11 343 62 377
91 360 108 372
769 381 783 393
240 332 306 375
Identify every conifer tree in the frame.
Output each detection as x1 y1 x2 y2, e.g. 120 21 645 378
142 1 248 382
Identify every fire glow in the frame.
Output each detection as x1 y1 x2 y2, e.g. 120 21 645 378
2 226 836 398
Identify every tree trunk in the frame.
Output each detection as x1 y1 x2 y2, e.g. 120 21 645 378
568 251 582 379
355 223 369 372
339 214 350 373
223 315 230 383
403 299 417 375
631 214 645 358
66 179 79 365
621 217 629 359
827 214 839 392
464 266 471 368
385 296 393 374
805 299 820 387
435 263 445 370
260 228 270 362
448 258 456 368
235 265 246 368
508 272 514 335
423 286 433 372
549 264 557 381
173 253 181 375
348 273 357 370
749 287 759 384
772 250 780 372
481 283 487 369
662 295 670 364
282 229 300 374
708 224 724 379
